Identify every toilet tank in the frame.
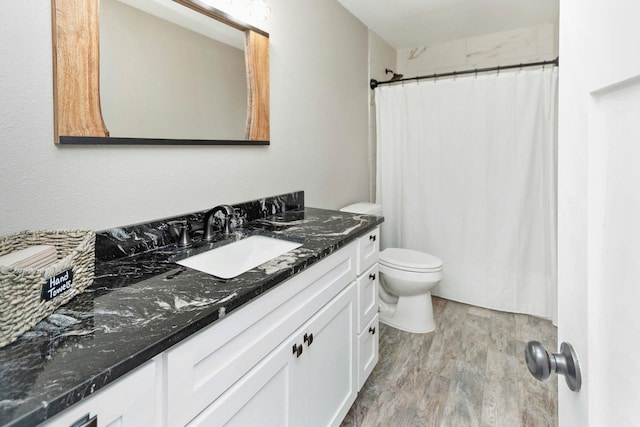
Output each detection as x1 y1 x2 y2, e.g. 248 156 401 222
340 202 383 216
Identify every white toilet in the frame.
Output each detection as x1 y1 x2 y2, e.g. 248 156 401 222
341 203 443 333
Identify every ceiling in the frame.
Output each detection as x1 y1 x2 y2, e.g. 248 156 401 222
336 0 559 50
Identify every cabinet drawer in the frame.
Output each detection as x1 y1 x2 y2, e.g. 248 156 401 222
41 360 157 427
356 227 379 275
357 264 379 332
166 243 357 427
357 314 379 391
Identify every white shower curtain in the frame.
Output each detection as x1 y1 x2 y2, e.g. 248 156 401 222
376 67 558 321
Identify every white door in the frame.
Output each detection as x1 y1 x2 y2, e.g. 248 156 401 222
558 0 640 425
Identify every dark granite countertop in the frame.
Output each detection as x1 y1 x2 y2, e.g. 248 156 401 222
0 192 383 427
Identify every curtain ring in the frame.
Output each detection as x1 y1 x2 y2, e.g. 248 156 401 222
434 73 438 83
519 63 523 73
453 71 457 81
475 68 478 79
497 66 500 76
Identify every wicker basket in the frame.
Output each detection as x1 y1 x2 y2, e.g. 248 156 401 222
0 229 95 347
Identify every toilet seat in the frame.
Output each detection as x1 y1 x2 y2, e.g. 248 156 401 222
380 248 443 273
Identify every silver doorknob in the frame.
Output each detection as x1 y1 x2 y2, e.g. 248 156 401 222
525 341 582 392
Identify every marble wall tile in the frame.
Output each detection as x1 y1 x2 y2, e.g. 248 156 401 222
397 24 558 78
465 27 538 65
397 39 467 77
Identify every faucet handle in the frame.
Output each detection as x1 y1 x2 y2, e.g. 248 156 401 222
167 220 192 247
166 220 181 241
178 222 192 247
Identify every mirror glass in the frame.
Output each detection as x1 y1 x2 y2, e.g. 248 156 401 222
99 0 248 140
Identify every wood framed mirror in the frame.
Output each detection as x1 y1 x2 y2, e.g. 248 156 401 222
51 0 269 145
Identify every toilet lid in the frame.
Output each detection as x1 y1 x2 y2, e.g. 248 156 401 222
379 248 443 272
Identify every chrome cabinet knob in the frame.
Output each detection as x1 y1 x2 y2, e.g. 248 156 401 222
525 341 582 392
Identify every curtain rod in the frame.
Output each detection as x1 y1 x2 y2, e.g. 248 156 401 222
370 57 559 89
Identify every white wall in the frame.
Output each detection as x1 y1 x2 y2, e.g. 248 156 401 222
397 24 558 77
367 30 396 201
0 0 369 235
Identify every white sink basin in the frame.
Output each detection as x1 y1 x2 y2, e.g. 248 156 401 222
176 235 303 279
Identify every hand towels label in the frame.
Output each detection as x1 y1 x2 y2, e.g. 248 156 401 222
42 269 73 301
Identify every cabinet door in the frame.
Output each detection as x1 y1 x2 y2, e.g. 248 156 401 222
186 333 301 427
297 283 357 427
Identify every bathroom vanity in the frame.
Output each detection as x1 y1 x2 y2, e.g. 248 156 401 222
0 192 382 427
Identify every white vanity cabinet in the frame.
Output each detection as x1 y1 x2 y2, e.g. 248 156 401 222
165 242 358 427
41 359 158 427
355 227 380 390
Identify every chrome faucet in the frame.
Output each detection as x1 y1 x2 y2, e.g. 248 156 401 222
203 204 234 240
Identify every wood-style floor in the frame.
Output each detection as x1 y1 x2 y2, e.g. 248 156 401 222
341 297 558 427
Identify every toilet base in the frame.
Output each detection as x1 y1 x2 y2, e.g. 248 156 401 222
379 291 435 334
